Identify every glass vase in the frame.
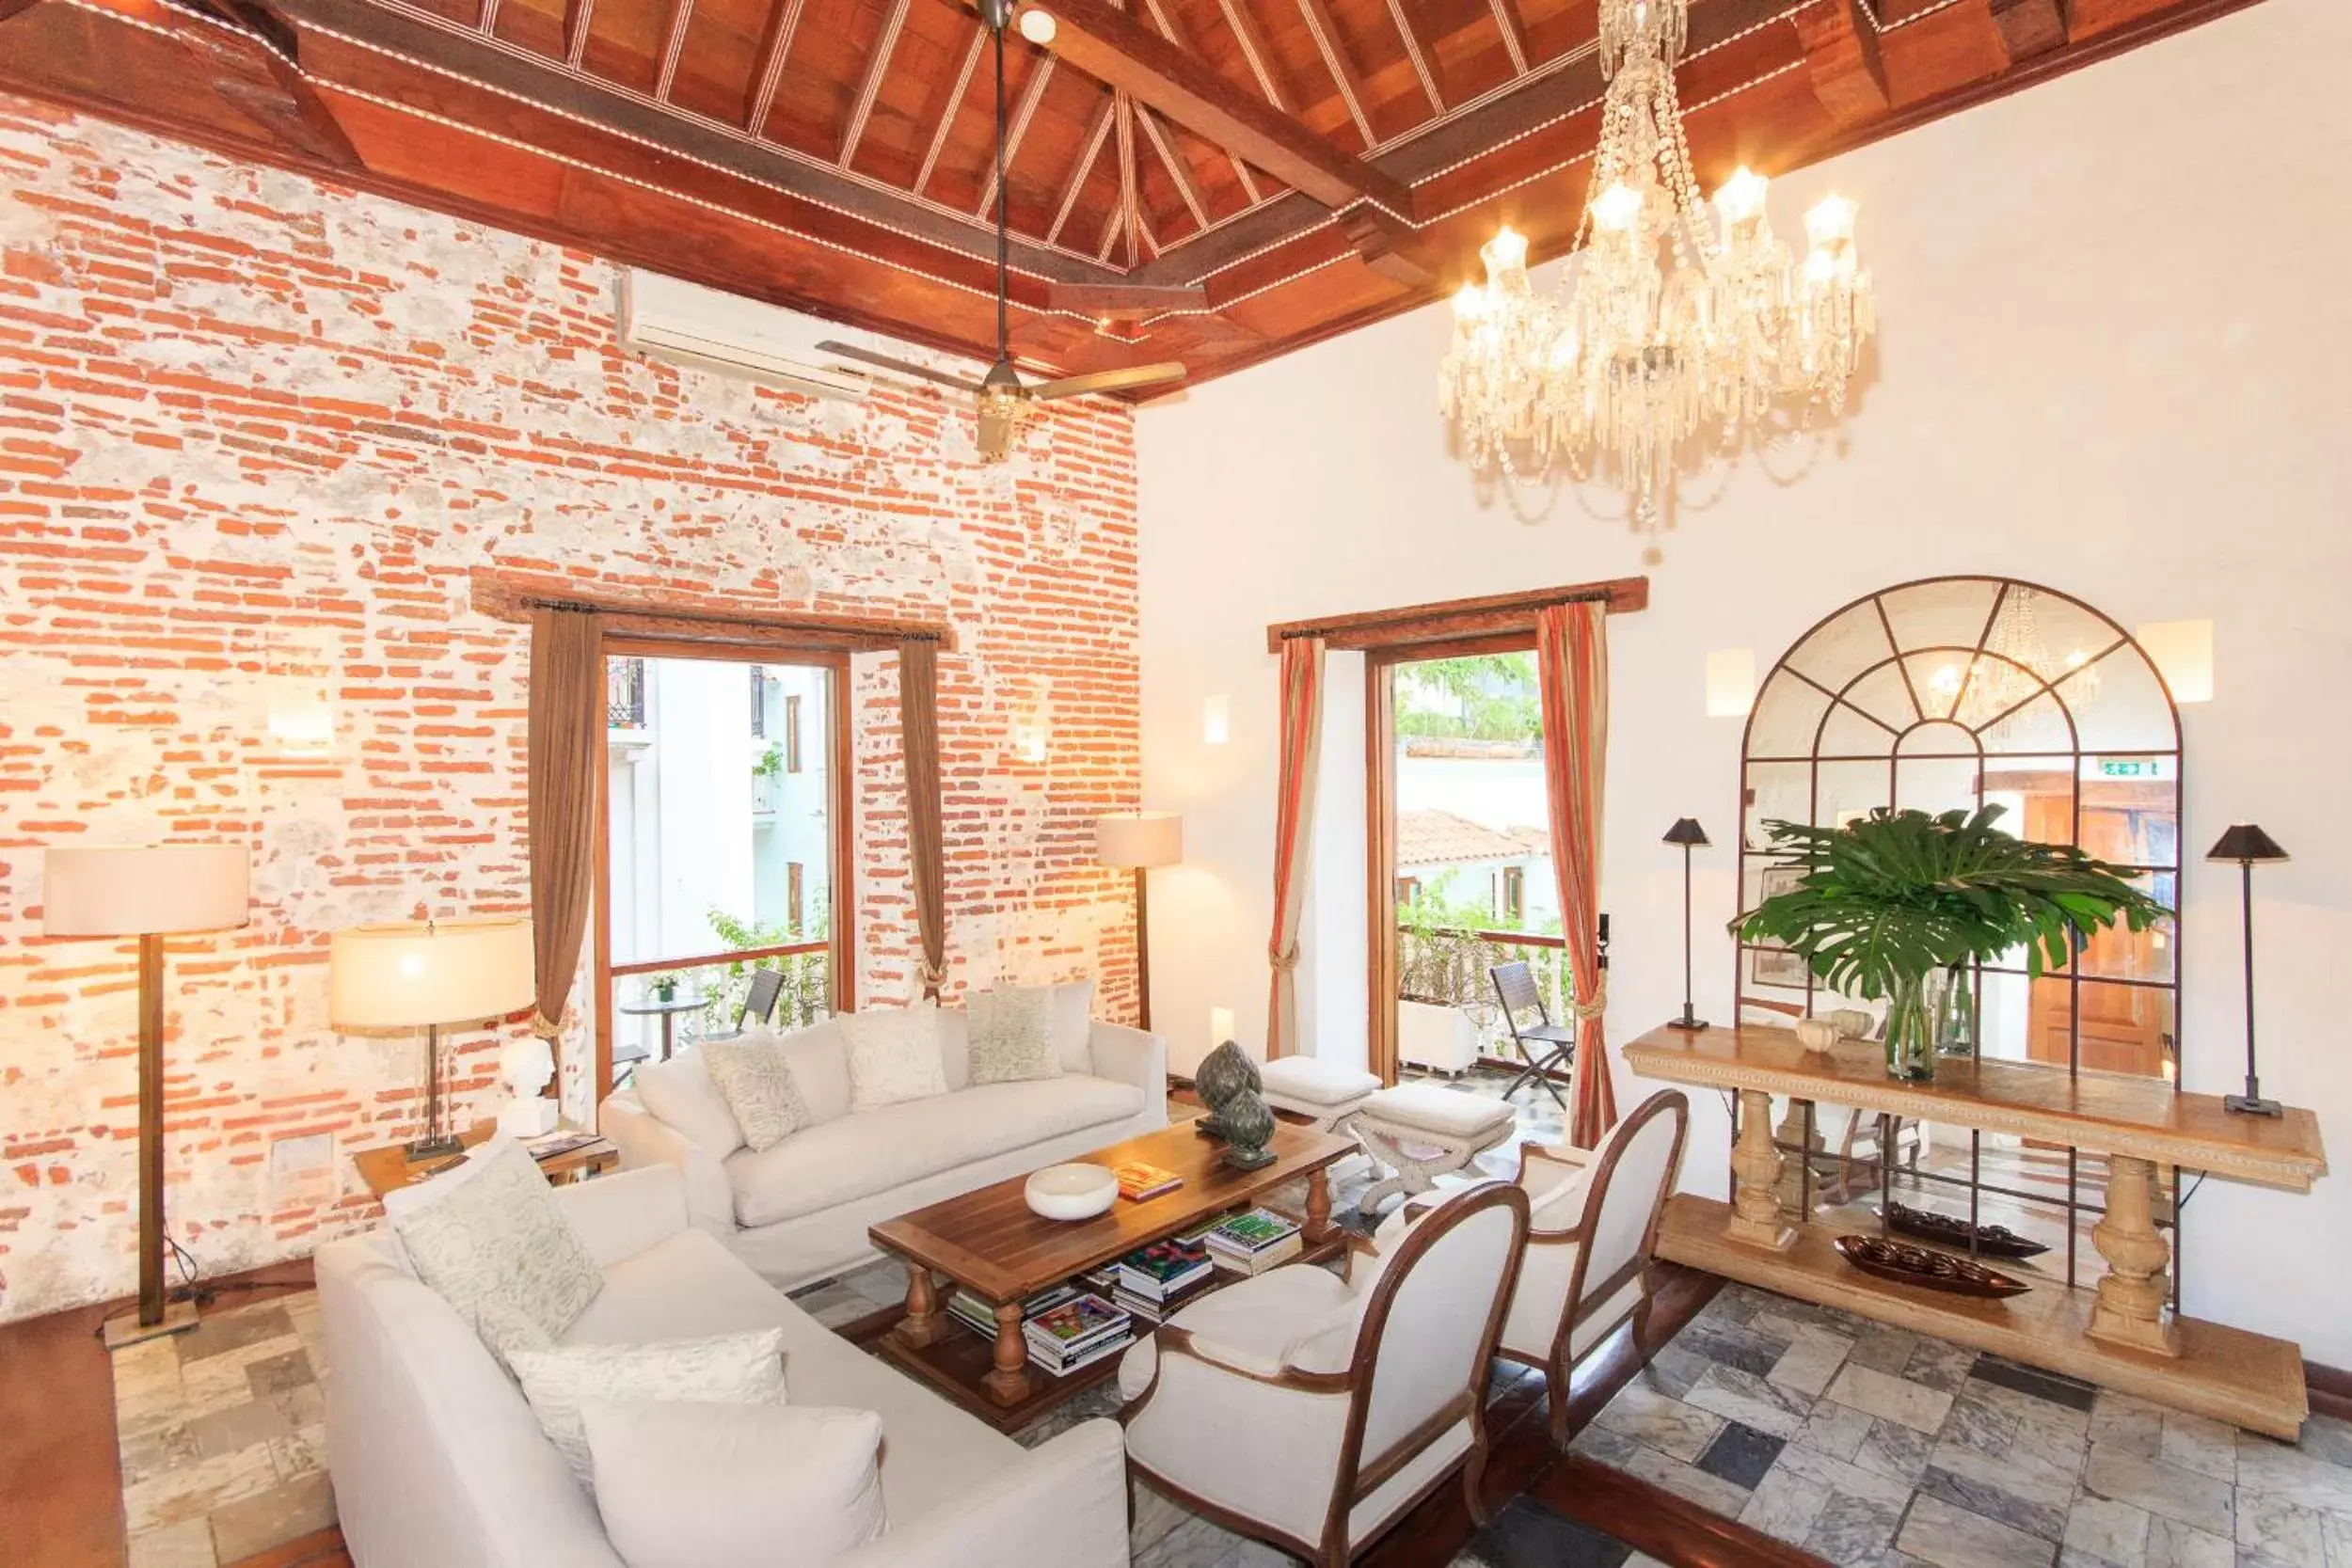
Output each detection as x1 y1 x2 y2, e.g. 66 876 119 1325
1883 970 1943 1082
1933 964 1977 1059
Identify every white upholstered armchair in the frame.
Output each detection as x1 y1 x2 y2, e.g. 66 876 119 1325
1493 1088 1690 1446
1117 1181 1532 1568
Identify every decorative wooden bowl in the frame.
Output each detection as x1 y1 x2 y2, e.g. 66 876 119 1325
1835 1234 2033 1299
1024 1164 1117 1221
1884 1200 2051 1259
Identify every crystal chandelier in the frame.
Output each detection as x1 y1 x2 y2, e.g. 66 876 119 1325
1438 0 1876 552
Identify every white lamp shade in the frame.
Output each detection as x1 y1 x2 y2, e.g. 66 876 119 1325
330 917 535 1031
42 844 250 937
1097 812 1182 869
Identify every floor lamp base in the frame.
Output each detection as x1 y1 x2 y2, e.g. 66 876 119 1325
2224 1093 2283 1117
103 1297 199 1353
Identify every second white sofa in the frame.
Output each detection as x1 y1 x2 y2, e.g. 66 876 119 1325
600 1000 1167 1291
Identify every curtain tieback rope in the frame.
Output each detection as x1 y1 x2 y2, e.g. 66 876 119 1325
1570 974 1607 1022
1268 942 1301 973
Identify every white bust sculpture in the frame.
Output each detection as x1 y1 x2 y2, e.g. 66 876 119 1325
497 1036 560 1139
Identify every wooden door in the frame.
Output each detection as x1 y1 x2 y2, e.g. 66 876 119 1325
2025 794 2168 1076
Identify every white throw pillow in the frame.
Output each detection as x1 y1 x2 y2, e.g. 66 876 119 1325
633 1049 745 1157
1051 978 1096 1074
840 1001 947 1110
383 1139 601 1370
700 1037 811 1152
777 1019 853 1123
509 1328 787 1491
966 985 1061 1085
584 1399 884 1568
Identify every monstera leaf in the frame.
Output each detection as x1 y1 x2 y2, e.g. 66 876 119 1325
1735 805 2167 1002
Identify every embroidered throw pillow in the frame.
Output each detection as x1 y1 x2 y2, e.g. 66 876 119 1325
509 1328 787 1491
700 1037 811 1152
840 1001 947 1111
965 985 1061 1085
383 1139 602 1369
584 1400 885 1568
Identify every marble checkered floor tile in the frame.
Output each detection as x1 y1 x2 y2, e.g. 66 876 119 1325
1571 1282 2352 1568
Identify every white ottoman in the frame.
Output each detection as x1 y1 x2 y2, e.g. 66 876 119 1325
1259 1055 1382 1134
1352 1083 1518 1217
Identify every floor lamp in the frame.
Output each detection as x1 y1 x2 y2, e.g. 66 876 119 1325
1097 812 1182 1033
1662 817 1710 1031
41 844 250 1351
330 917 536 1162
2207 824 2288 1117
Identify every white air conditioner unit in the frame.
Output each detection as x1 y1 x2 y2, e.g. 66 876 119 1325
616 270 871 402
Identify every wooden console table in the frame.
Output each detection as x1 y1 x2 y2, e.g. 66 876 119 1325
1624 1022 2328 1436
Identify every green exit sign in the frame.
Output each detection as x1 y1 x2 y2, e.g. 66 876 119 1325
2100 760 2154 777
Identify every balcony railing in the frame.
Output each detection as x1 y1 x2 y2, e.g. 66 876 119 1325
611 939 831 1065
1397 923 1573 1059
608 657 647 729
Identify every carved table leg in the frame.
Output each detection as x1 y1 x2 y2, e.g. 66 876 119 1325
2087 1154 2182 1356
1306 1164 1333 1239
1773 1098 1818 1213
896 1264 946 1348
1727 1089 1796 1251
985 1300 1032 1405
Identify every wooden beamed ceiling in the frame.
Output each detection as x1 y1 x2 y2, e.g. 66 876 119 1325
0 0 2266 393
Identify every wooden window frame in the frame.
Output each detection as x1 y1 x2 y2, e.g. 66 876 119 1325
595 636 854 1101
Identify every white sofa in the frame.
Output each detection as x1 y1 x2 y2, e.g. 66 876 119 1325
316 1164 1131 1568
600 1007 1168 1291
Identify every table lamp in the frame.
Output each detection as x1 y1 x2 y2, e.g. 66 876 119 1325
1662 817 1710 1031
1097 812 1182 1032
42 843 250 1350
331 916 535 1161
2207 824 2288 1117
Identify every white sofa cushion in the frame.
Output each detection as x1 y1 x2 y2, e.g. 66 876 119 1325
725 1075 1147 1229
1051 979 1095 1074
382 1139 602 1365
701 1037 811 1152
967 985 1060 1085
510 1326 786 1489
584 1400 884 1568
778 1019 854 1124
633 1050 745 1157
841 1002 948 1110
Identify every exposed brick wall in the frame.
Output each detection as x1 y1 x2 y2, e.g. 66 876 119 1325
0 95 1142 1323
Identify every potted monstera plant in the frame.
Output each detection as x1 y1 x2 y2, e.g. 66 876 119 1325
1736 805 2167 1081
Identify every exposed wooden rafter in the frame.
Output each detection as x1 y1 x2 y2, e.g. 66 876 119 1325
1487 0 1530 75
742 0 805 134
1047 278 1207 317
1214 0 1294 110
998 0 1409 214
1384 0 1446 116
1135 103 1208 230
1114 87 1139 264
560 0 593 66
652 0 693 101
166 0 359 166
914 22 985 194
975 53 1056 217
838 0 909 165
1988 0 2072 60
1294 0 1376 150
1795 0 1891 125
1048 88 1116 243
1135 0 1262 205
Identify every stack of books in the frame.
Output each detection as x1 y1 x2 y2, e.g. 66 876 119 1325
1105 1237 1217 1323
1202 1208 1304 1276
946 1283 1079 1341
1110 1160 1184 1201
1023 1293 1134 1376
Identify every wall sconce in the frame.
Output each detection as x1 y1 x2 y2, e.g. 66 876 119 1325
1209 1005 1234 1050
2135 620 2213 704
1003 677 1052 763
1705 649 1756 718
264 632 335 752
1202 694 1231 746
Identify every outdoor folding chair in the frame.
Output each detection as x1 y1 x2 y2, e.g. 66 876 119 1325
1488 960 1573 1111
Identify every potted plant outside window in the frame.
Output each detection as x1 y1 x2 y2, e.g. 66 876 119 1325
1736 806 2167 1081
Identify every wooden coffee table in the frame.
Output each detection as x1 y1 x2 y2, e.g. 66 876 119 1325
869 1118 1354 1430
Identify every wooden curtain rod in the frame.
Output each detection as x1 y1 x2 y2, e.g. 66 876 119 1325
1263 577 1648 654
470 567 958 652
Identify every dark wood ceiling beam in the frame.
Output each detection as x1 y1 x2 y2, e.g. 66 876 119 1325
998 0 1410 214
1114 88 1139 264
0 0 40 22
1136 0 1262 205
560 0 593 66
268 0 1120 282
1293 0 1377 149
1047 88 1116 242
653 0 695 101
161 0 361 166
1987 0 2071 59
1384 0 1448 115
1047 278 1207 316
743 0 806 133
975 54 1056 215
915 23 985 193
838 0 909 163
1487 0 1529 74
1793 0 1889 125
1342 201 1434 286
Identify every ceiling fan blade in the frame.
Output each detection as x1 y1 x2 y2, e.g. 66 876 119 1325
1029 362 1189 401
813 341 984 394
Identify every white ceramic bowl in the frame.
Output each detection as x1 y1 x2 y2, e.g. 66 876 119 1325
1025 1163 1118 1221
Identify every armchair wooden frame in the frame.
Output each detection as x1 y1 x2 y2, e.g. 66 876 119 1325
1120 1181 1533 1568
1494 1089 1691 1448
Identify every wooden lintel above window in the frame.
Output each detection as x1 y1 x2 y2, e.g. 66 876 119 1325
471 567 958 653
1263 578 1648 655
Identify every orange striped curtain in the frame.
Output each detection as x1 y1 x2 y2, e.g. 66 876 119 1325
1266 636 1326 1059
1535 601 1616 1146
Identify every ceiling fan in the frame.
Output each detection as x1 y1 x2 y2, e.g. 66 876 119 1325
818 0 1184 461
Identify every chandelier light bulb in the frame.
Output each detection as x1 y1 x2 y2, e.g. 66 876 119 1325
1484 225 1529 270
1452 283 1487 321
1017 8 1057 43
1590 182 1644 233
1804 194 1859 248
1712 166 1769 227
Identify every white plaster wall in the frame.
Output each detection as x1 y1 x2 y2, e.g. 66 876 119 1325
1136 0 2352 1365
